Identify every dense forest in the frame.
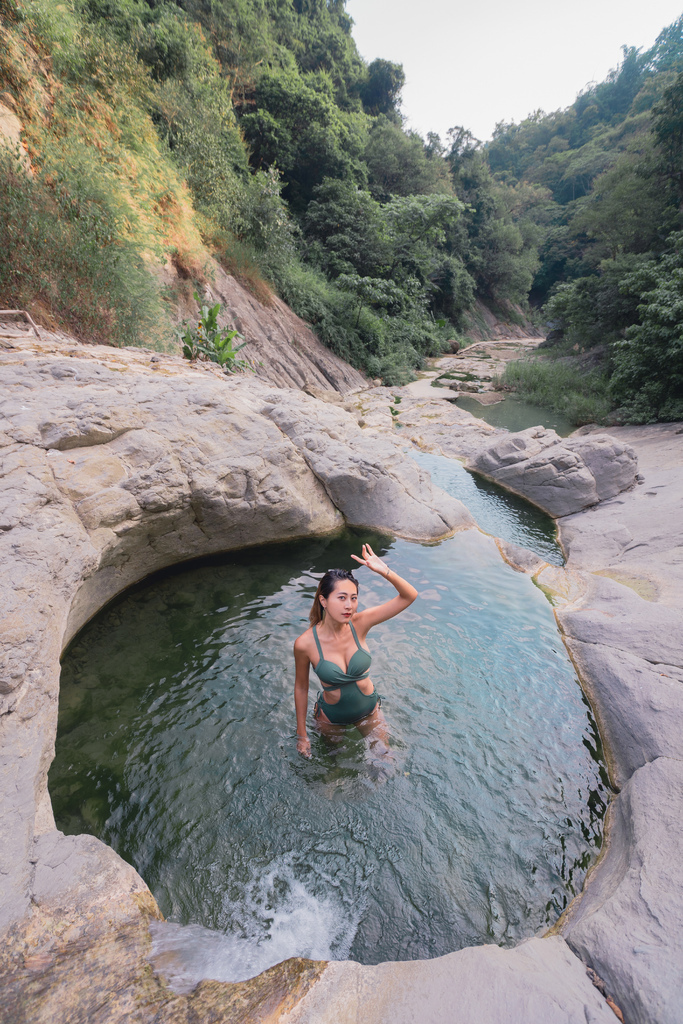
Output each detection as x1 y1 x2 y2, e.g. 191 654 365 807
0 0 682 420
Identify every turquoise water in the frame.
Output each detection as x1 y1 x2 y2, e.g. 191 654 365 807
50 527 607 983
409 450 563 565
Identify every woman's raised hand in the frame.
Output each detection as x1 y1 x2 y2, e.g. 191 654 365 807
351 543 389 576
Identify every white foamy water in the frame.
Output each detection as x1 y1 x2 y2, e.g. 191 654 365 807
149 855 360 991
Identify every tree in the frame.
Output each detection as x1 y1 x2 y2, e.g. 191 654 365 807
610 238 683 420
364 116 453 199
303 177 388 278
360 58 404 118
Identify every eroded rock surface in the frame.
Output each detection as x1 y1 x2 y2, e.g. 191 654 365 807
0 333 472 1002
468 427 638 517
261 389 472 539
206 266 368 394
562 758 683 1024
281 936 614 1024
1 330 680 1024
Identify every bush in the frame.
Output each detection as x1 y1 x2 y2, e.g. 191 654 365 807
500 356 612 425
0 146 165 346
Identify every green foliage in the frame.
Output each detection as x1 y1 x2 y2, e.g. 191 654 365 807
359 59 404 119
544 253 654 348
500 357 612 426
609 239 683 421
178 292 248 372
364 116 452 199
240 67 367 210
0 144 165 346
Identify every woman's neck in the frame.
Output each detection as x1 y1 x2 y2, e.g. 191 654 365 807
322 617 348 637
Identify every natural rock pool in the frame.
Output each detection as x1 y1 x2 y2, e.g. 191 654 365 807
408 450 563 565
51 508 607 985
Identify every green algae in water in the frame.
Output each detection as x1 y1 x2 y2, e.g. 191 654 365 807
50 529 607 978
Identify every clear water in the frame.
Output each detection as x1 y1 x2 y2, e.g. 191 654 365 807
455 395 574 437
50 528 607 984
409 450 563 566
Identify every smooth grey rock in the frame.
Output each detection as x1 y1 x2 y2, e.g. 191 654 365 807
282 936 615 1024
563 757 683 1024
564 435 639 502
558 423 683 606
31 830 149 919
261 390 474 539
558 574 683 668
0 341 473 951
565 639 683 788
495 538 548 574
468 427 637 517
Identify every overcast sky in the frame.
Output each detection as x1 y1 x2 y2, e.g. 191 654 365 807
345 0 683 142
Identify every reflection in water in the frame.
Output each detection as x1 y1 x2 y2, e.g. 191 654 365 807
51 529 607 983
410 449 563 565
454 394 574 437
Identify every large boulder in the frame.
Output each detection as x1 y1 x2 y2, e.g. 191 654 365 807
562 757 683 1024
260 389 474 540
468 427 637 517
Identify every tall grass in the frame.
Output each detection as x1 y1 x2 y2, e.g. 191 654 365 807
499 357 613 425
0 146 167 345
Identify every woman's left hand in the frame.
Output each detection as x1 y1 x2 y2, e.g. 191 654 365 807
351 543 389 576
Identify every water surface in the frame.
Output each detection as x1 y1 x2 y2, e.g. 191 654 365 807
455 395 574 436
409 449 562 565
51 529 606 982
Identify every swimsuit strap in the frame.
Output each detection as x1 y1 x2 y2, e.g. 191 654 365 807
312 624 324 662
349 623 362 650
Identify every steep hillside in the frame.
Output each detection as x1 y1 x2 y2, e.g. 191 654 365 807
0 0 540 388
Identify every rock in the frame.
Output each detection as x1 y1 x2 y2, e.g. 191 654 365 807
565 639 683 788
563 757 683 1024
557 574 683 669
201 264 367 394
545 328 564 344
283 936 615 1024
468 427 638 517
563 435 638 503
495 538 547 575
260 390 474 540
557 422 683 605
0 338 473 957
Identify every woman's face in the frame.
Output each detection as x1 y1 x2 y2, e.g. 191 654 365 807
321 579 358 624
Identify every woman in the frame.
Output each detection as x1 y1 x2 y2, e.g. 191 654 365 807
294 543 418 757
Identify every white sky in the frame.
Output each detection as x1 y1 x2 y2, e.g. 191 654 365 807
345 0 683 142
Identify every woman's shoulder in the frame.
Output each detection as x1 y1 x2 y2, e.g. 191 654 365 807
294 626 315 652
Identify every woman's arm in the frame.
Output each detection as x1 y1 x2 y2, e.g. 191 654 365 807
293 637 312 757
352 544 418 632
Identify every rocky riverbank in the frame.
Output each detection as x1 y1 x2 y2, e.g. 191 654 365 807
1 330 681 1024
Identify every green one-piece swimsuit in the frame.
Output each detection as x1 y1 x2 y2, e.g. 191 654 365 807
312 623 379 725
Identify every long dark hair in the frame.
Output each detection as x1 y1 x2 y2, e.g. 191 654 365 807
309 569 359 627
